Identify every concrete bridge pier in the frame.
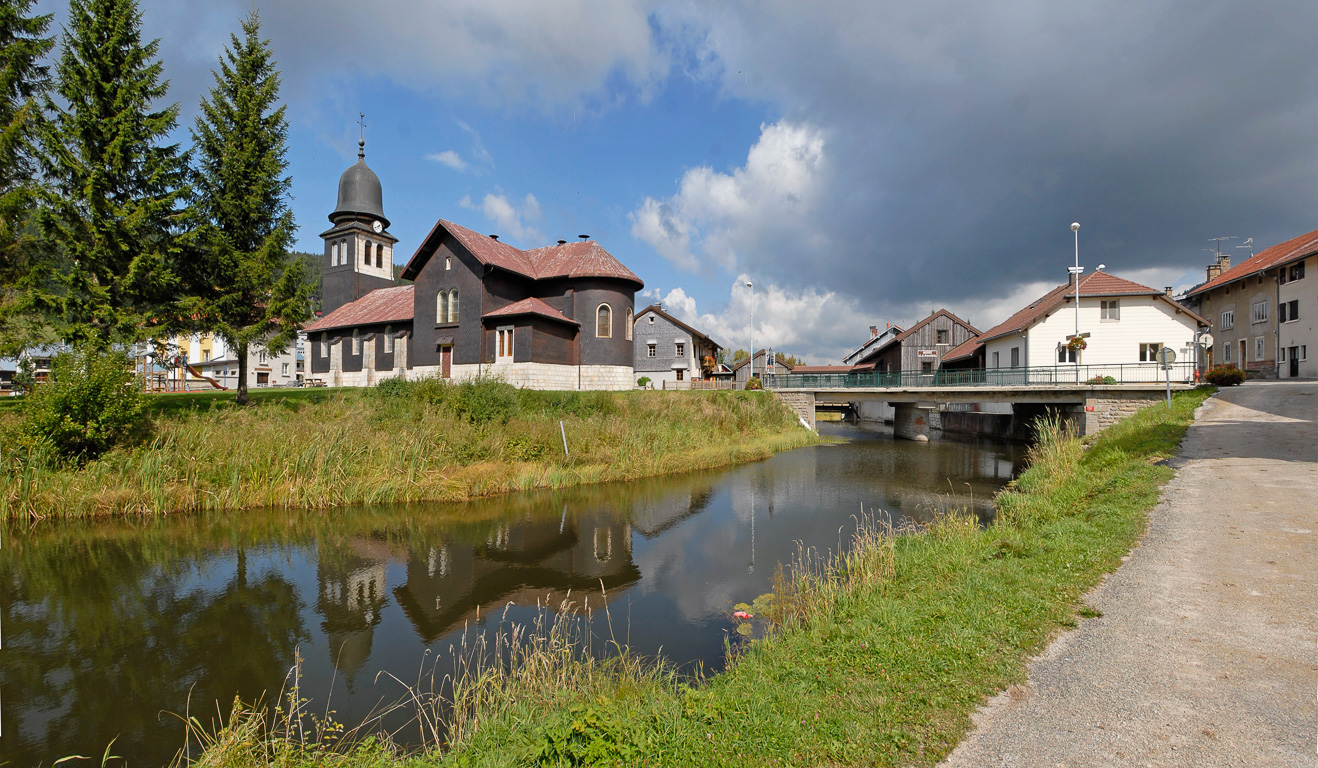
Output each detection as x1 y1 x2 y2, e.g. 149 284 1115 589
893 402 940 442
773 390 816 430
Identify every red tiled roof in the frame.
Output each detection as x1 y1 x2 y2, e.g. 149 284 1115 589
1185 227 1318 297
305 285 414 331
481 297 579 326
941 336 983 362
525 241 644 286
401 219 644 287
977 270 1189 343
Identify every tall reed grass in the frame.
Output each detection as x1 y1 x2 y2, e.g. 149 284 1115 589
1 385 817 520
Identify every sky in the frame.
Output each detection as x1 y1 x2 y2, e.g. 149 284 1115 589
36 0 1318 362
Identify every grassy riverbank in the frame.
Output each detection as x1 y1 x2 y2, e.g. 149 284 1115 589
188 387 1213 767
0 383 818 519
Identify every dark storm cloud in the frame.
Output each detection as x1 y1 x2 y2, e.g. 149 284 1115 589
665 0 1318 302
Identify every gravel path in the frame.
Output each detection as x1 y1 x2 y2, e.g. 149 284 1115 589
941 380 1318 767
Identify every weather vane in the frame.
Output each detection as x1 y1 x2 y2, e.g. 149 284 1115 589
357 112 367 141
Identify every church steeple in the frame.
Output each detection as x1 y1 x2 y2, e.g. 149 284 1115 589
319 132 398 315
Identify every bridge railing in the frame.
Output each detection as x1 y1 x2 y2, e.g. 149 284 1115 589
763 362 1197 390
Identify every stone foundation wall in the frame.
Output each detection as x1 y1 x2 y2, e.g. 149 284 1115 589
336 363 633 391
773 390 816 430
1084 394 1163 434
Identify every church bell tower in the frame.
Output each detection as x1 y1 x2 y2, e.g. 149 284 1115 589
319 137 398 316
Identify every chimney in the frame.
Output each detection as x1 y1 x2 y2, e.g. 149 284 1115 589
1206 263 1222 281
870 325 878 338
488 234 499 240
1218 254 1230 271
1164 286 1174 296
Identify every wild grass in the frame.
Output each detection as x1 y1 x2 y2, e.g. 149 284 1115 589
184 387 1215 767
0 384 817 520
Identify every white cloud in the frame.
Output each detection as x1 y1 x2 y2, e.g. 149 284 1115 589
426 150 469 172
630 120 829 273
460 192 544 245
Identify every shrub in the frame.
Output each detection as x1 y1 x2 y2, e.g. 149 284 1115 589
412 375 450 405
374 376 415 399
1087 375 1118 385
447 376 519 425
744 377 763 391
20 347 147 463
636 376 651 388
1204 364 1245 386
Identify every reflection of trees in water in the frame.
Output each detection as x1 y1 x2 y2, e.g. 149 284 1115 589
0 537 307 768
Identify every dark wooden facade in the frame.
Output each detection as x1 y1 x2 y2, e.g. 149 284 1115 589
855 309 980 372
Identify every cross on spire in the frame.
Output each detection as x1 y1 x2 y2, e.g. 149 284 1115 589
357 112 367 157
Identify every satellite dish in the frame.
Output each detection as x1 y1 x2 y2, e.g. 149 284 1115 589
1199 333 1214 348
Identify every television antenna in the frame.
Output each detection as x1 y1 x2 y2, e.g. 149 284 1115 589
1236 237 1254 258
1206 236 1236 260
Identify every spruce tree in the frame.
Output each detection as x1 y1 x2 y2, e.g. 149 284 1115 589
0 0 53 354
189 11 308 405
38 0 187 346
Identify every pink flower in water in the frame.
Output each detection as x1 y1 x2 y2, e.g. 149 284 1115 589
733 610 753 620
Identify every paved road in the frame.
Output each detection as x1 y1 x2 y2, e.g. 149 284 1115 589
942 380 1318 767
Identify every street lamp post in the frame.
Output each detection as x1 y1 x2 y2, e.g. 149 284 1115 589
746 281 754 382
1070 222 1081 343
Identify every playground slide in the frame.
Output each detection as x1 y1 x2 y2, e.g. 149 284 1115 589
184 363 228 390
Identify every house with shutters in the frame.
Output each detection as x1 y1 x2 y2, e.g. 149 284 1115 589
975 269 1208 376
1180 228 1318 378
304 140 643 390
632 304 722 388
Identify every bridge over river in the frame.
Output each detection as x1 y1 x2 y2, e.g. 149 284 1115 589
765 362 1198 441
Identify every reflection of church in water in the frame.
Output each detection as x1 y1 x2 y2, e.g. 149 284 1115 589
314 513 642 675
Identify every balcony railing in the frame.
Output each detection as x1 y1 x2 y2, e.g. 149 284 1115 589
763 362 1198 390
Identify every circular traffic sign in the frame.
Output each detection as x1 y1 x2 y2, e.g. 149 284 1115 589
1157 347 1177 365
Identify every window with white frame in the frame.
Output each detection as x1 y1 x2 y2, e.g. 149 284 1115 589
1280 299 1299 322
352 329 361 355
1220 310 1234 330
282 363 289 375
1255 337 1265 361
1251 301 1269 324
1139 343 1163 362
448 289 459 323
596 304 612 338
646 343 656 357
991 351 1000 368
384 325 393 353
496 326 514 362
259 351 266 364
675 342 685 358
1100 300 1120 320
1010 347 1020 367
1302 345 1309 361
319 333 328 358
1280 347 1287 362
437 291 447 324
331 241 339 266
1057 346 1077 363
1223 343 1231 362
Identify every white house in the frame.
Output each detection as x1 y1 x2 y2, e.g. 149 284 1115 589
978 270 1208 381
163 332 304 390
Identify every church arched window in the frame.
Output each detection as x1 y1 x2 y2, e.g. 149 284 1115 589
363 240 371 266
384 325 393 353
352 328 360 355
437 291 447 324
449 289 459 323
319 333 328 358
596 304 612 338
376 244 384 268
331 241 338 266
625 307 633 341
340 239 347 265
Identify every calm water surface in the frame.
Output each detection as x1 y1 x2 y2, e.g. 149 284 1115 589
1 422 1022 765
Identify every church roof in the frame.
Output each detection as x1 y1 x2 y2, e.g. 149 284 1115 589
482 297 579 326
330 140 389 229
305 285 414 332
401 219 643 288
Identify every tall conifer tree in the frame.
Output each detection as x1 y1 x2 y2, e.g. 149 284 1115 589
189 11 307 405
39 0 187 346
0 0 53 353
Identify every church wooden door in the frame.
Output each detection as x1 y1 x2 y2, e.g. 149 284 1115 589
441 345 452 378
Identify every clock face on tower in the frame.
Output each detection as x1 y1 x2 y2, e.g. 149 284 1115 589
372 220 383 233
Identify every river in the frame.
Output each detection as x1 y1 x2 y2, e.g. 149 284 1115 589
0 422 1022 765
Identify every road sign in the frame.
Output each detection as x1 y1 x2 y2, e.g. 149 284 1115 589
1157 347 1176 366
1199 333 1214 348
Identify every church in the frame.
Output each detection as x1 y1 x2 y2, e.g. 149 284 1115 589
305 140 643 390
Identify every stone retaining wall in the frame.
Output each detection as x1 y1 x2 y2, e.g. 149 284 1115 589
773 390 816 430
